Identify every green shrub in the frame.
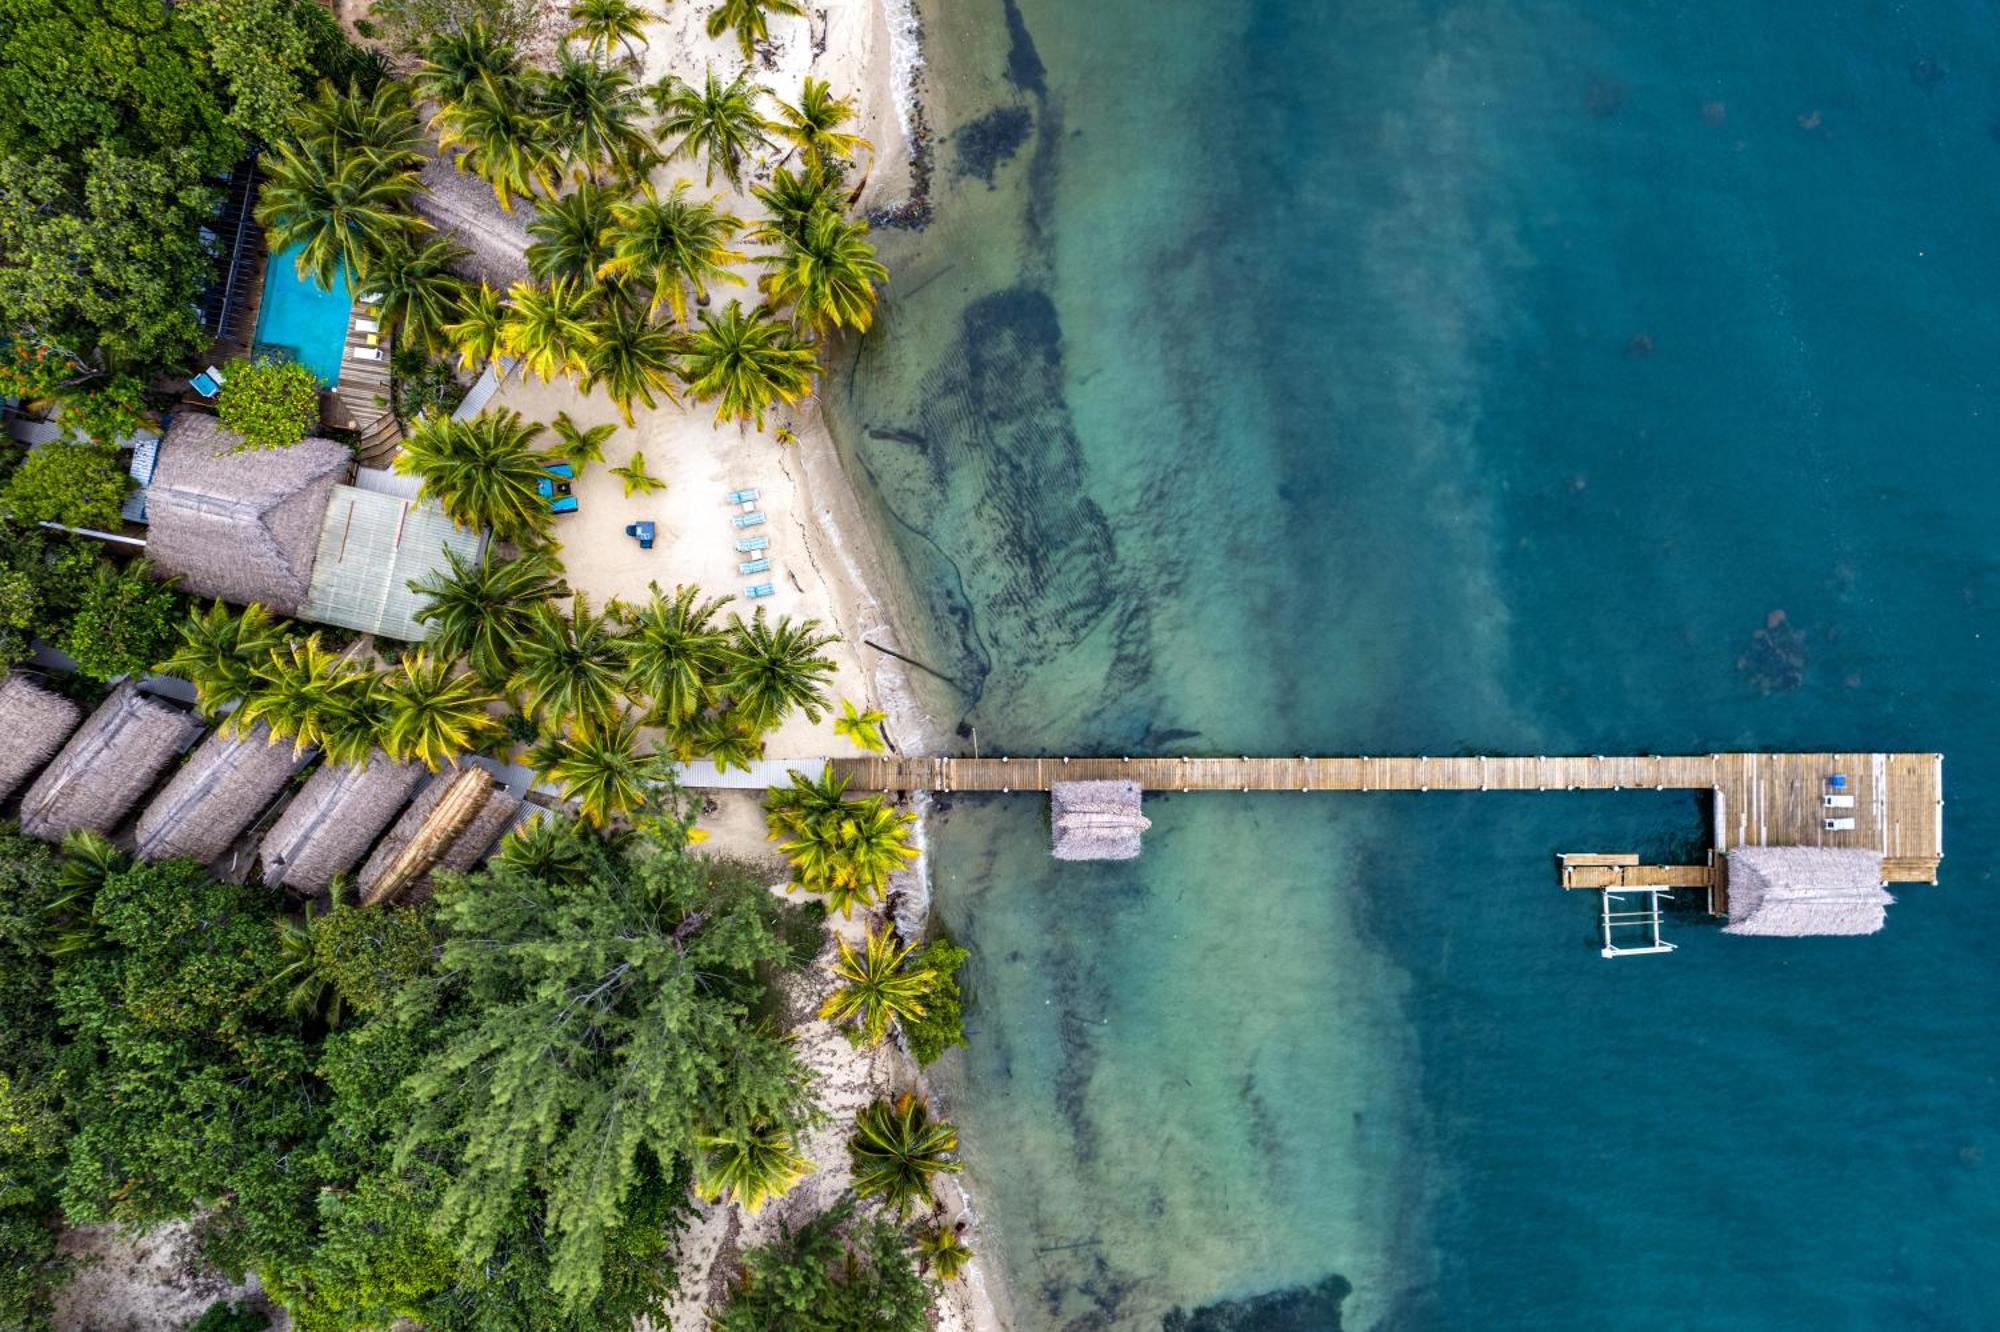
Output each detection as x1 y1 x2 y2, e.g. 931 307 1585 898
217 356 322 450
187 1299 271 1332
57 375 147 445
903 935 971 1066
0 441 129 529
62 559 184 681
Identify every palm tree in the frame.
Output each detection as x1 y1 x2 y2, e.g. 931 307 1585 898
509 596 624 732
295 76 427 164
914 1225 974 1280
410 545 567 686
599 181 747 323
529 714 660 826
379 653 498 770
579 304 684 424
502 277 596 382
416 23 522 111
549 411 616 472
833 698 888 753
771 78 870 169
848 1092 961 1219
616 583 732 725
266 893 343 1027
760 208 887 335
750 163 847 248
693 1122 812 1215
538 47 654 184
820 924 933 1047
162 600 286 720
257 139 425 290
444 281 508 373
526 182 616 285
707 0 805 61
495 810 595 883
567 0 650 63
681 301 817 429
240 635 368 757
652 67 772 188
778 794 917 916
370 234 469 353
764 763 851 838
608 449 667 495
436 70 559 211
395 409 557 542
722 607 836 727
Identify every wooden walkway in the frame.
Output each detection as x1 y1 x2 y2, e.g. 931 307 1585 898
829 751 1944 887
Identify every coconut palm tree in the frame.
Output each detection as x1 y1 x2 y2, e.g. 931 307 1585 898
760 208 887 335
526 182 616 285
241 635 373 758
681 301 817 429
163 600 287 720
616 583 732 725
436 70 560 211
295 76 428 164
416 23 522 112
379 653 498 770
508 596 624 732
848 1092 961 1219
608 448 667 495
832 697 888 753
579 304 684 425
750 163 846 248
266 894 344 1028
409 545 568 686
501 277 596 382
444 281 508 373
693 1122 812 1215
495 810 595 883
652 67 772 188
665 710 764 774
764 763 851 838
820 924 933 1047
770 78 870 169
599 181 747 323
257 139 425 290
370 234 470 353
778 793 917 916
529 714 660 826
707 0 805 61
914 1225 974 1280
723 609 836 727
538 47 654 184
567 0 650 63
395 409 557 542
549 411 617 472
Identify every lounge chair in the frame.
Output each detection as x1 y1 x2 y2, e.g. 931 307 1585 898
550 495 577 515
726 487 760 504
1823 817 1857 832
625 520 656 550
1823 793 1855 810
545 462 575 480
744 582 776 599
735 536 770 552
1827 773 1848 791
350 345 384 362
731 511 766 529
355 317 381 335
738 557 771 575
188 365 225 398
358 290 383 306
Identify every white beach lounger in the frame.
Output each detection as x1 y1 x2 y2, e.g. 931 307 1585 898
1823 793 1855 809
1823 817 1857 832
355 317 381 335
350 345 384 362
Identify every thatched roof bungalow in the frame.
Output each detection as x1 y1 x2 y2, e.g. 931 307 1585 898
1723 846 1893 937
357 765 522 905
132 722 301 865
17 682 203 842
144 415 349 614
0 674 84 802
1051 780 1151 861
258 751 425 895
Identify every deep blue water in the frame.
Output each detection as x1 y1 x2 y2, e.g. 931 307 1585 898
833 0 2000 1327
255 242 353 388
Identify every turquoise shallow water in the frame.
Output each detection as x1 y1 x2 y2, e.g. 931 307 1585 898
255 242 352 388
833 0 2000 1326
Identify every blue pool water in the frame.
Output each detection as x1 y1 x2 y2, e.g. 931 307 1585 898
254 243 353 388
831 0 2000 1327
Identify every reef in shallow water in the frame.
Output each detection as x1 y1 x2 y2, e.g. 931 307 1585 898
1161 1274 1353 1331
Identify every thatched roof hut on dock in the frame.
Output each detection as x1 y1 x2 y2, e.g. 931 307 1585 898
132 722 301 865
1722 846 1893 936
356 765 521 905
258 751 425 894
0 674 84 802
17 682 204 842
1051 780 1151 861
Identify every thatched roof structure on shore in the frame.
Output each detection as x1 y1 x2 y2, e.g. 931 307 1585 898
145 415 349 614
17 683 203 842
1723 846 1893 937
357 765 521 905
258 750 425 894
0 674 84 802
414 157 532 288
1051 780 1151 861
132 722 301 865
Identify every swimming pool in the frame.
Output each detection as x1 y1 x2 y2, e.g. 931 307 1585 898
253 242 353 389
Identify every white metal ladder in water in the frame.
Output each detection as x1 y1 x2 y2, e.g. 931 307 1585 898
1599 888 1676 958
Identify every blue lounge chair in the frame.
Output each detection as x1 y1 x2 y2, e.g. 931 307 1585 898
745 582 776 599
625 520 656 550
189 365 225 398
735 535 770 552
550 495 578 515
731 511 766 529
545 461 576 480
727 487 760 504
738 557 771 575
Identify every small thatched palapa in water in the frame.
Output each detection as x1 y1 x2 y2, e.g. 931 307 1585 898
356 764 521 906
1723 846 1893 937
17 682 204 842
258 750 425 895
132 722 303 866
0 673 84 802
1051 780 1151 861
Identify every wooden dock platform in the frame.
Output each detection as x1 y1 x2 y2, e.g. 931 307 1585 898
829 751 1943 888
